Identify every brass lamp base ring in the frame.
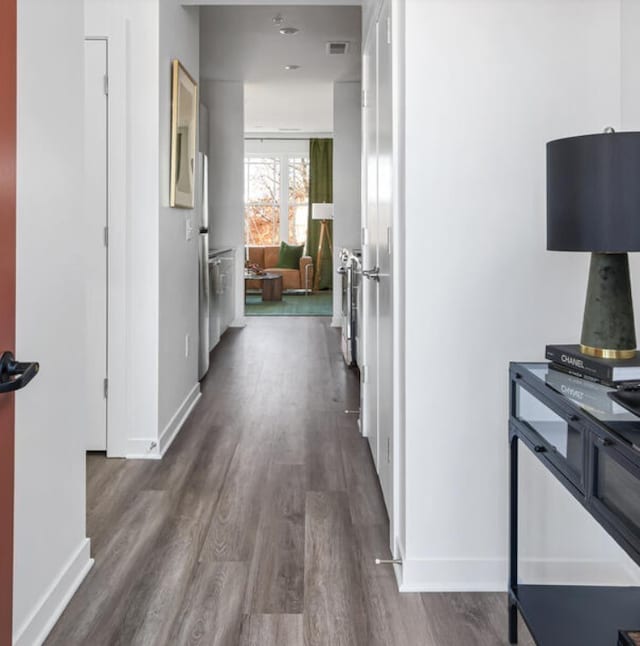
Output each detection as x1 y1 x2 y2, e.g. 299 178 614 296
580 344 636 360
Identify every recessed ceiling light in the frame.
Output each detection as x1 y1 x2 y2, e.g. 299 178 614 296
280 27 299 36
284 65 300 71
272 13 284 25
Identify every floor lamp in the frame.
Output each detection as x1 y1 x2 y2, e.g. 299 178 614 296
312 203 334 291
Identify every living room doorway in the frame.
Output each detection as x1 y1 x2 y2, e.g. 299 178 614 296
243 137 333 317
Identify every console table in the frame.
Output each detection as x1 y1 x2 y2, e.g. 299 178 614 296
509 363 640 645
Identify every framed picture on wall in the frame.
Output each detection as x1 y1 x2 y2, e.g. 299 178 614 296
170 59 198 208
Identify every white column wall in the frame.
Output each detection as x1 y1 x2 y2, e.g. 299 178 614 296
14 1 93 643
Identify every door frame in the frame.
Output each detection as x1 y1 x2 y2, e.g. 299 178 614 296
390 0 406 578
0 0 17 640
361 0 407 584
373 0 395 537
85 27 128 457
85 36 110 452
360 0 379 453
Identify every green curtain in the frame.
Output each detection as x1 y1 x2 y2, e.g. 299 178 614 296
306 139 333 290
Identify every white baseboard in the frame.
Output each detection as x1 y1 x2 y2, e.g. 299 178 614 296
397 557 640 592
158 383 201 456
125 384 201 460
330 316 341 328
518 557 640 586
230 317 246 328
125 437 162 460
14 538 93 646
624 559 640 585
392 536 406 589
399 558 506 592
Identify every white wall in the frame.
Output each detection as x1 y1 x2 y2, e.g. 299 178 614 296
199 102 209 154
158 0 201 445
333 81 362 324
622 0 640 302
622 0 640 130
85 0 161 458
14 1 93 643
244 139 311 155
201 80 245 324
401 0 638 591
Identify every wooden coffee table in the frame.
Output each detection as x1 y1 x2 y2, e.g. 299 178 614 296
244 272 283 302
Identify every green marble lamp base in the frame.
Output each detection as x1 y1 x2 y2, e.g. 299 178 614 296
580 252 636 359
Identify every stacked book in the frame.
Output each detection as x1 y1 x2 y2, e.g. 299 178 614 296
545 346 640 445
546 344 640 389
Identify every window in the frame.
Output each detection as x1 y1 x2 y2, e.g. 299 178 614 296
244 153 310 247
244 157 280 246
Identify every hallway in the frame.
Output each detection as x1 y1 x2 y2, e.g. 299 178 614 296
46 318 531 645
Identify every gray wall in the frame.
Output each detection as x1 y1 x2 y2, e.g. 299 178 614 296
158 0 201 436
201 80 245 324
333 81 362 323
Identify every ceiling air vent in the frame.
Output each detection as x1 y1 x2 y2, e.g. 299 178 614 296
326 42 349 55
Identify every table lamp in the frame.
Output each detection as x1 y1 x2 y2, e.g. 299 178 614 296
312 203 334 291
547 129 640 359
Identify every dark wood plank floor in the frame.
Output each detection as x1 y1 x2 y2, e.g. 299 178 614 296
46 317 533 645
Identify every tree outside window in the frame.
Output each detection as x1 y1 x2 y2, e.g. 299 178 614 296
244 154 309 247
244 157 280 246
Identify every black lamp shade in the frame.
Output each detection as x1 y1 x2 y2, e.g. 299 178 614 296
547 132 640 252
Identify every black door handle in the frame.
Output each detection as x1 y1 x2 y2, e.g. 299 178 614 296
0 351 39 394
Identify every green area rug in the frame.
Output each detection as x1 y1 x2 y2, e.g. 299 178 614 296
245 292 333 317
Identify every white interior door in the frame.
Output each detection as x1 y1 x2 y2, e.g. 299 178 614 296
84 39 108 451
362 18 379 468
362 2 394 516
376 1 394 514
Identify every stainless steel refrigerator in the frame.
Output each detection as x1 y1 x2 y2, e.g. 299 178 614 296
196 153 210 380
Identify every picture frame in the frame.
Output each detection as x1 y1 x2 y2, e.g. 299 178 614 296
170 59 198 208
619 631 640 646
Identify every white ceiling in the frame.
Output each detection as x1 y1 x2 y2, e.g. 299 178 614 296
199 5 362 133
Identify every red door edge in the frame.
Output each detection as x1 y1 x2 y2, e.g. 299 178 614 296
0 0 17 642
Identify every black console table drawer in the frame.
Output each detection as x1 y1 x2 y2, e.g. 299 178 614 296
591 437 640 553
513 381 585 492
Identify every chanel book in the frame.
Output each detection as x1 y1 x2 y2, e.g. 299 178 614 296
546 344 640 383
545 368 626 415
